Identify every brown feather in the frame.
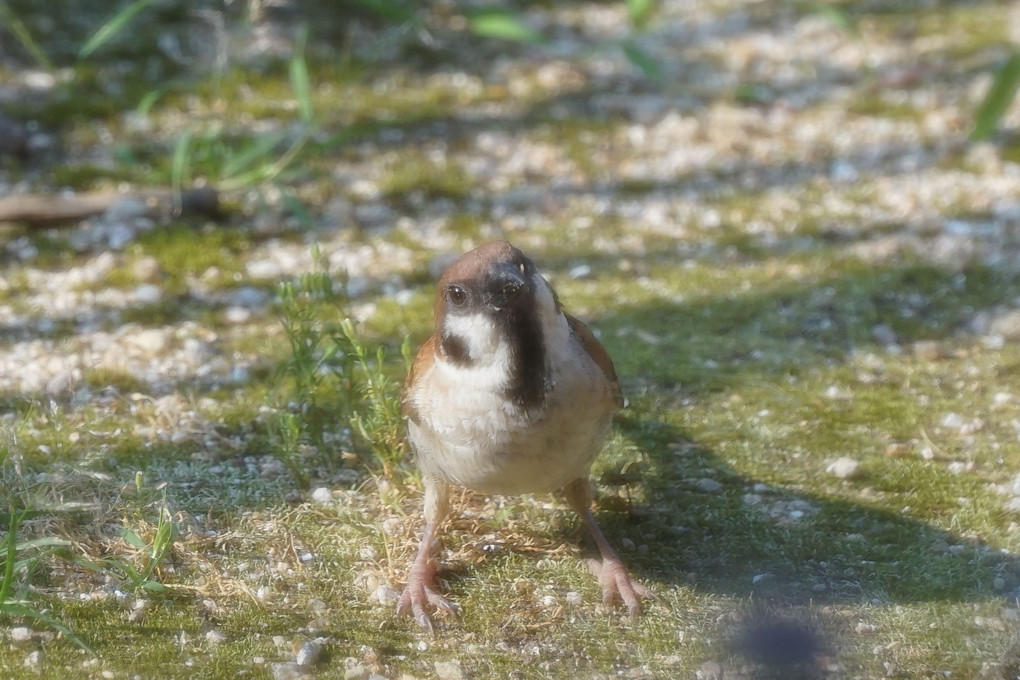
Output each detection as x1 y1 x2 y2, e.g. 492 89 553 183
402 335 437 422
566 314 623 408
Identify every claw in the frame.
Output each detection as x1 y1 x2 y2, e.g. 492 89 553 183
587 557 656 621
397 565 459 634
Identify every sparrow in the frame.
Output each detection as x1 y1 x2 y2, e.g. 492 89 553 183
397 241 654 631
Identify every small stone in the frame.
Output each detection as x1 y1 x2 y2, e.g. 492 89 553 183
370 584 401 605
855 621 877 634
940 412 965 429
434 661 465 680
827 457 860 479
10 627 32 642
104 196 150 223
128 328 169 356
182 338 216 366
569 264 593 279
132 256 162 282
107 223 137 250
694 478 723 493
380 517 403 536
23 650 43 667
353 202 393 229
45 369 75 396
311 487 333 504
947 461 967 474
206 629 228 644
273 662 313 680
871 324 897 347
912 340 942 361
565 591 583 606
224 306 251 324
134 283 163 304
884 443 909 458
990 308 1020 340
296 639 324 667
345 664 371 680
993 392 1015 407
230 286 270 308
699 660 722 680
830 159 859 183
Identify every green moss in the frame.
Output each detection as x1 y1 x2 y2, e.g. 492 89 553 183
136 224 248 292
82 367 149 395
378 154 472 204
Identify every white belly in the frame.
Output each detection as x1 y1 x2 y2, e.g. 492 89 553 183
407 344 615 496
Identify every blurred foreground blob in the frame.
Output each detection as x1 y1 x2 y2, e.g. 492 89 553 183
735 615 825 680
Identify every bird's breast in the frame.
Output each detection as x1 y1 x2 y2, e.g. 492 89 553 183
406 340 616 496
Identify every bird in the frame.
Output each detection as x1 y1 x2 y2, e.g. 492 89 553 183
397 240 654 632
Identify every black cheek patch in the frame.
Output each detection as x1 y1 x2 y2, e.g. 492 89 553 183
440 334 471 366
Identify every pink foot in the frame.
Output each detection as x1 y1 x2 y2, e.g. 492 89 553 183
396 562 459 634
587 557 657 621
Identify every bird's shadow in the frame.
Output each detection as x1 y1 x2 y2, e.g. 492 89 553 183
600 412 1019 607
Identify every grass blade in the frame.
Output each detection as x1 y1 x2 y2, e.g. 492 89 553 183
1 603 96 655
219 131 289 181
135 88 164 118
622 40 663 80
289 25 314 123
0 1 54 71
345 0 414 23
972 51 1020 141
119 528 147 550
626 0 655 29
0 510 19 605
79 0 153 59
170 125 195 211
467 9 543 44
810 3 860 38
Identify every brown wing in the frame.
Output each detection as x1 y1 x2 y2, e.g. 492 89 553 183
566 314 624 408
402 335 437 422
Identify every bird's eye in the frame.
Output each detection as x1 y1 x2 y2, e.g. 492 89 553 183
446 285 468 306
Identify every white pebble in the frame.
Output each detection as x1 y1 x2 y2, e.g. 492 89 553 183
134 283 163 304
940 412 965 429
569 264 593 279
206 629 228 644
10 627 32 642
311 487 333 504
827 457 860 479
434 661 465 680
104 197 149 223
296 639 324 667
106 223 137 250
224 306 251 324
694 478 723 493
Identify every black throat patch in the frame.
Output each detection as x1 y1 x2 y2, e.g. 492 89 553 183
499 304 548 413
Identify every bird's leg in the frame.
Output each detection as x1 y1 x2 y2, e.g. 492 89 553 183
397 477 458 633
564 478 657 621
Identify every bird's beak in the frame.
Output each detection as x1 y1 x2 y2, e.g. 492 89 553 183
484 264 527 310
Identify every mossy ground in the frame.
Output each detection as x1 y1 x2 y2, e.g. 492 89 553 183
2 1 1020 679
